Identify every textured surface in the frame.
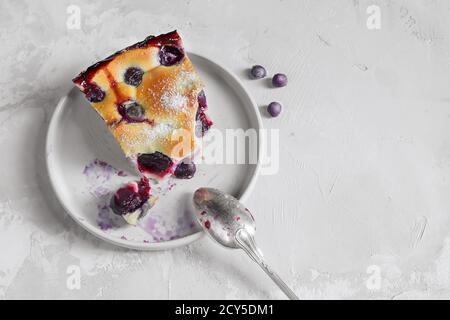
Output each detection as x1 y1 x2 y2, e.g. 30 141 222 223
1 0 450 299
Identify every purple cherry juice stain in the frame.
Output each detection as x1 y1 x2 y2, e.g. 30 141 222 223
138 209 199 242
83 159 129 197
97 203 122 230
141 216 165 241
83 158 193 243
151 178 176 198
83 159 128 179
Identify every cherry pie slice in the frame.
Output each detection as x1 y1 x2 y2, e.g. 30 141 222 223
73 31 212 181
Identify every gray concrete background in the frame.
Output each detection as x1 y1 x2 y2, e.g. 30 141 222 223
0 0 449 299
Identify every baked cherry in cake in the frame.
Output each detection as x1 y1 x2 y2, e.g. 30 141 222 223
195 90 213 137
137 151 174 177
174 158 196 179
110 177 151 225
73 31 212 181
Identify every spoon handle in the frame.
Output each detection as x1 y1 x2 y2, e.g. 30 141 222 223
235 229 299 300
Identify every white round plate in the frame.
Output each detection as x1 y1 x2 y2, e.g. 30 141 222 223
46 52 263 250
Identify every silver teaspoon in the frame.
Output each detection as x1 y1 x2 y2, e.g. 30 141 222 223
193 187 299 300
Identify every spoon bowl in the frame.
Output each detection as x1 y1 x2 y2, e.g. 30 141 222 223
193 188 255 248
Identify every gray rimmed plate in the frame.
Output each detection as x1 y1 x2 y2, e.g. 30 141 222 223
46 52 262 250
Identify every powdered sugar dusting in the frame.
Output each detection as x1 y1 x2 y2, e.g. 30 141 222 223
177 70 200 90
125 121 178 151
146 68 199 113
149 121 178 139
161 91 187 110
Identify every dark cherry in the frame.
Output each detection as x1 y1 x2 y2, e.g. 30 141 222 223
197 90 207 111
272 73 288 87
159 45 184 66
195 90 212 136
137 152 174 175
195 110 213 137
267 101 282 117
85 84 105 103
118 101 146 122
174 159 196 179
124 67 144 87
250 65 267 79
110 178 150 216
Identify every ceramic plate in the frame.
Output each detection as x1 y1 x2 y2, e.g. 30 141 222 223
46 52 262 250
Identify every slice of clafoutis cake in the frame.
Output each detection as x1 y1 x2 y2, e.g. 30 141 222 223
73 31 212 181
